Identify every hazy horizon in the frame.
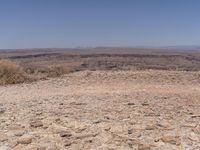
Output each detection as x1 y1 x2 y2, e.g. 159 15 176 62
1 0 200 49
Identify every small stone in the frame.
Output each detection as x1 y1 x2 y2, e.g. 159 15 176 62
93 119 102 124
191 115 200 118
128 129 133 134
104 116 110 120
0 133 8 142
142 102 149 106
47 144 59 150
145 123 156 130
8 140 18 148
60 131 72 137
160 135 180 145
104 126 111 131
42 125 49 129
13 144 26 150
0 107 6 114
127 102 135 106
154 138 159 142
138 144 151 150
156 122 171 129
23 146 40 150
181 123 196 128
30 120 43 128
188 132 199 141
17 135 32 144
75 133 98 139
14 130 25 137
64 140 72 146
55 118 60 122
36 112 42 115
70 102 87 105
192 125 200 134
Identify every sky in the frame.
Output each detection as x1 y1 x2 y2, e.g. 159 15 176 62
0 0 200 49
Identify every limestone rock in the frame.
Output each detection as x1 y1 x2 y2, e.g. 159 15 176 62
160 135 180 145
138 143 153 150
0 133 8 142
30 120 43 128
17 135 32 144
60 131 72 137
145 123 156 130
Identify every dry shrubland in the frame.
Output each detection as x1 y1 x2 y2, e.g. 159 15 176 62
0 60 29 85
2 48 200 85
0 59 72 85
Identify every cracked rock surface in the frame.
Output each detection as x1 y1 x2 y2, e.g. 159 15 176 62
0 70 200 149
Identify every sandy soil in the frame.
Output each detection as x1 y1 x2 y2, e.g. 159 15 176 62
0 70 200 150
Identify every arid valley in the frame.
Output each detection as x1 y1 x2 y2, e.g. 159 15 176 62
0 48 200 150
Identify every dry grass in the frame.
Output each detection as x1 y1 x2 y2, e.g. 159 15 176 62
47 65 70 77
23 64 74 77
0 59 73 85
0 60 29 85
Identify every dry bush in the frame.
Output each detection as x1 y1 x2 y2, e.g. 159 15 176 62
0 59 76 85
47 65 72 77
0 60 30 85
23 63 72 77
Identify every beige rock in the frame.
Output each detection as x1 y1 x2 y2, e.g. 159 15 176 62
74 123 87 133
46 144 59 150
8 140 18 148
192 125 200 134
17 135 32 144
142 102 149 106
60 130 72 137
30 120 43 128
36 112 42 116
181 123 196 128
15 131 25 137
0 133 8 142
188 132 199 141
138 143 154 150
13 144 26 150
160 135 180 145
145 123 156 130
0 107 6 114
64 139 72 147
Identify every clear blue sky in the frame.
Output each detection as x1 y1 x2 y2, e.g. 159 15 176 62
0 0 200 49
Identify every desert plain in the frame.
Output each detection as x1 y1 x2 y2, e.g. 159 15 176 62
0 48 200 150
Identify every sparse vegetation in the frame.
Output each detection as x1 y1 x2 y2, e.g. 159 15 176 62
0 60 29 85
1 48 200 85
47 65 70 77
0 59 73 85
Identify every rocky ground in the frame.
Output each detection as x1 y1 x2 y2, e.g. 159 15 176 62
0 70 200 150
